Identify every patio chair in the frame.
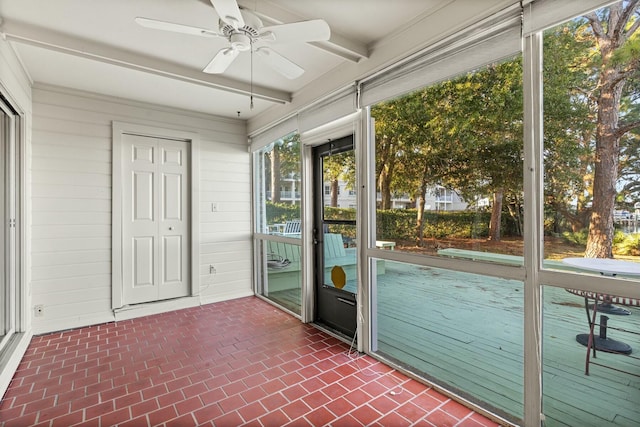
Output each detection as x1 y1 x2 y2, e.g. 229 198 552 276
282 219 301 236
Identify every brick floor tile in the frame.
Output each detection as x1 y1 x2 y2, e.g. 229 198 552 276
100 408 131 426
148 406 178 426
300 377 325 393
182 381 208 399
23 396 56 415
396 401 427 423
218 394 246 413
332 414 363 427
241 385 268 404
213 410 244 426
193 403 223 424
261 392 288 411
259 408 289 426
426 408 458 427
131 398 160 418
222 379 248 396
262 378 286 395
350 404 382 426
325 396 356 418
369 394 398 415
303 406 333 426
166 413 197 427
301 390 330 409
0 298 490 427
281 384 306 402
377 411 412 426
114 391 143 409
157 390 185 408
317 370 341 385
119 415 150 427
238 401 268 422
3 412 38 427
442 399 475 420
281 399 311 420
51 410 84 427
85 400 115 421
457 416 487 427
412 391 445 412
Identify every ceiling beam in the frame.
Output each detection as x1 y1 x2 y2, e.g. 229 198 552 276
237 0 369 63
0 18 291 104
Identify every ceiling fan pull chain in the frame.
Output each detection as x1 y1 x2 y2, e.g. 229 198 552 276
250 39 254 110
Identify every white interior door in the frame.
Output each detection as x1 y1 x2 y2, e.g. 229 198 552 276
122 134 190 305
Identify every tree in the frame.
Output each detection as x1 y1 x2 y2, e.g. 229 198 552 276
323 149 355 207
582 1 640 257
371 57 523 243
542 23 595 233
440 59 524 241
372 101 413 209
266 133 300 203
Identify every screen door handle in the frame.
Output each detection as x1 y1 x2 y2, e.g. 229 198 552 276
337 297 356 306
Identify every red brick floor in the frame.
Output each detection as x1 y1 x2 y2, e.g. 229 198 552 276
0 297 501 426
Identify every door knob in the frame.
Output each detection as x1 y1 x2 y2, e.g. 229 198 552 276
169 227 174 230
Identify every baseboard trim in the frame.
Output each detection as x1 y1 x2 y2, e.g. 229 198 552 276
114 296 201 321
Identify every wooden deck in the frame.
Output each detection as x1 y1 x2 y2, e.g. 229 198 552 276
269 261 640 426
375 262 640 427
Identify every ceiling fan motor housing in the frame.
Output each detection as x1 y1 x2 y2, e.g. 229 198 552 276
230 33 251 51
219 10 262 51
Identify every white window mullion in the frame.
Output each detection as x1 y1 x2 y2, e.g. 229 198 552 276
522 31 544 427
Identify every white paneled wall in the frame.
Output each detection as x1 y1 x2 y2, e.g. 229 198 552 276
31 84 251 333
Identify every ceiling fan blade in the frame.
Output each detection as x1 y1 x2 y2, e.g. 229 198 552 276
261 20 330 44
203 47 240 74
256 47 304 79
135 17 221 38
210 0 245 29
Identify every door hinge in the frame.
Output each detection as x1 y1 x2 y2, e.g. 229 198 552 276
9 218 16 228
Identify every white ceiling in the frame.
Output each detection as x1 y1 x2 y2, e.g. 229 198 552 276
0 0 513 120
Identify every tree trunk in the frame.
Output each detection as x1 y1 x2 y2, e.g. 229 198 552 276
584 82 622 258
330 179 339 207
489 189 503 241
377 136 396 209
270 147 281 203
416 182 428 246
584 31 624 258
379 171 392 209
506 196 523 237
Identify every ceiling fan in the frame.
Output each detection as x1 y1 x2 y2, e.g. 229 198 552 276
135 0 331 79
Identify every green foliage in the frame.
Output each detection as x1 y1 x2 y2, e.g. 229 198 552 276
614 233 640 256
562 229 589 246
376 209 519 241
265 202 300 225
265 202 524 242
613 229 628 245
559 229 639 255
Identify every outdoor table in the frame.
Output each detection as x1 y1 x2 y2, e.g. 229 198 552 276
563 257 640 355
562 257 640 315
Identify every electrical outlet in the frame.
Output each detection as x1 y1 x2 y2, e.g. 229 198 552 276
34 305 44 317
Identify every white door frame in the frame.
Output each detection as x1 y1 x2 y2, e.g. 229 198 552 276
112 121 200 310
